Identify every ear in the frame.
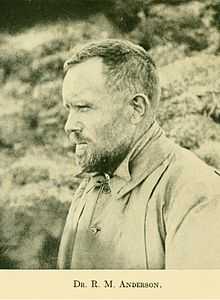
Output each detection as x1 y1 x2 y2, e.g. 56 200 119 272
129 93 150 124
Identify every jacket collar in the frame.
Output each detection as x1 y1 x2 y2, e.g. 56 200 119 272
114 120 163 181
111 121 175 198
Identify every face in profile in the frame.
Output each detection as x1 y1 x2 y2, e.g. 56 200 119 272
62 57 135 174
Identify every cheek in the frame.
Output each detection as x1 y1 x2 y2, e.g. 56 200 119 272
82 119 108 142
101 117 129 144
83 109 129 143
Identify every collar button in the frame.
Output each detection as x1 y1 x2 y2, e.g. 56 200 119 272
90 226 101 234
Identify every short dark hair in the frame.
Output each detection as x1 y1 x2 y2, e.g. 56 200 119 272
64 39 160 111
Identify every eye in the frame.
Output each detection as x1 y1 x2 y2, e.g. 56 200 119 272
64 103 92 112
76 105 91 112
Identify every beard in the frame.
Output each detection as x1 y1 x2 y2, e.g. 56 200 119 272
70 116 134 175
74 140 131 175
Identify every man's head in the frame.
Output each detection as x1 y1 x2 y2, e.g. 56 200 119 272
62 39 160 174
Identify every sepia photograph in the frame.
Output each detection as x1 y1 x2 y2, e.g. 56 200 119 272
0 0 220 297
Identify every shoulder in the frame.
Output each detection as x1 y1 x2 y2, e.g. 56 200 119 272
161 141 220 226
166 143 220 195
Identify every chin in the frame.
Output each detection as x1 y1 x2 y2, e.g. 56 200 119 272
76 157 96 173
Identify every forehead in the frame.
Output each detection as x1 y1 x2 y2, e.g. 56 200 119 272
62 57 107 102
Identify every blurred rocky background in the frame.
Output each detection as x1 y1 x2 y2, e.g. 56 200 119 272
0 0 220 268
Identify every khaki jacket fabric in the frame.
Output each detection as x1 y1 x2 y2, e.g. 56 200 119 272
58 122 220 269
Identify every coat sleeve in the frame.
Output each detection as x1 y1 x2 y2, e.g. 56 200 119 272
164 167 220 269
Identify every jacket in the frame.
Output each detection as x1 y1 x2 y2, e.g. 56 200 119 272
58 122 220 269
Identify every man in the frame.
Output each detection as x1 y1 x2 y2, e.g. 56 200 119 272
58 39 220 269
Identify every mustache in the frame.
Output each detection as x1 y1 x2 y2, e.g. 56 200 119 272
68 132 88 145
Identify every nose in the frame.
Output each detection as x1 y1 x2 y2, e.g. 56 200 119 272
64 111 83 135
